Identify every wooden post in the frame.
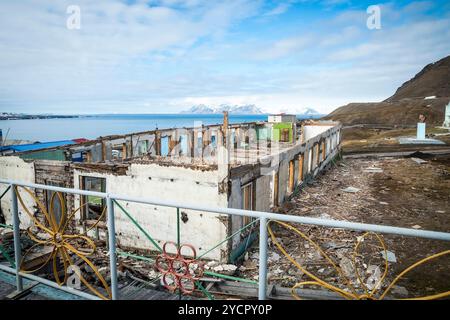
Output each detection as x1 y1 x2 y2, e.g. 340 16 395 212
203 127 210 150
122 143 127 160
273 171 279 207
234 128 239 162
155 132 161 156
298 154 304 182
86 151 92 163
130 135 134 157
315 143 320 167
289 160 295 193
101 141 106 162
245 125 250 163
223 111 229 150
256 125 260 159
201 126 205 162
190 129 195 159
322 140 326 161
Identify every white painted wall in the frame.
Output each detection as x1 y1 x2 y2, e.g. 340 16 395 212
303 125 334 141
0 157 35 228
255 175 271 212
73 163 229 261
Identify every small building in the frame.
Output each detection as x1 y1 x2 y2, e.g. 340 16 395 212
268 114 297 143
268 114 297 123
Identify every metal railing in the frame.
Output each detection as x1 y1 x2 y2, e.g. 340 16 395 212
1 178 450 300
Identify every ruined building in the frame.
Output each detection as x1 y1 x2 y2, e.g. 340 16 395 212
0 115 341 262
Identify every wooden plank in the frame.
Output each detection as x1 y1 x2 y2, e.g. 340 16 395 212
322 140 326 161
273 171 279 207
155 132 161 156
298 154 304 182
101 141 106 161
315 143 320 166
289 160 294 192
122 143 127 160
215 281 343 300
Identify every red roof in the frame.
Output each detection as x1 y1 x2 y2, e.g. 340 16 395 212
72 138 89 144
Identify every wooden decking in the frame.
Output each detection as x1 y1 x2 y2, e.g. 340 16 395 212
0 268 193 300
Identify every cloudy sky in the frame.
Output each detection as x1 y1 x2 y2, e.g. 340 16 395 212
0 0 449 114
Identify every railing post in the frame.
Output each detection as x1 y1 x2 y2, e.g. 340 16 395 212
11 184 23 292
106 195 118 300
258 217 267 300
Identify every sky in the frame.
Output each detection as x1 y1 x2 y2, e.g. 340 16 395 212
0 0 449 115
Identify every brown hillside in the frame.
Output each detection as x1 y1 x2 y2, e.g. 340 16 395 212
386 55 450 101
324 98 448 126
324 55 450 125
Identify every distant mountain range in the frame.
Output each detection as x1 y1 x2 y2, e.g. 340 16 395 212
181 104 322 116
181 104 264 114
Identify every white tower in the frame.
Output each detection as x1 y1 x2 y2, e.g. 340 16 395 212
443 102 450 128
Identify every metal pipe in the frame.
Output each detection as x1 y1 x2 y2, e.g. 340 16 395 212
0 179 106 198
0 264 100 300
258 217 268 300
10 184 23 292
1 179 450 241
110 193 450 241
106 196 118 300
177 207 180 249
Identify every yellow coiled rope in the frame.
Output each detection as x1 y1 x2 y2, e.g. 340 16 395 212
267 220 450 300
15 186 111 300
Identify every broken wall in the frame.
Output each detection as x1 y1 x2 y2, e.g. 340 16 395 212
72 162 229 261
0 156 35 228
227 123 342 215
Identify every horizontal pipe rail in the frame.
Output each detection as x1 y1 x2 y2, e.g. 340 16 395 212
0 179 107 198
1 179 450 242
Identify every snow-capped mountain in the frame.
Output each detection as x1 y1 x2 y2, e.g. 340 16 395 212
273 107 323 116
181 104 323 117
181 104 264 114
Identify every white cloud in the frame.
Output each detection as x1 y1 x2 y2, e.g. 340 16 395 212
264 2 291 16
0 0 449 115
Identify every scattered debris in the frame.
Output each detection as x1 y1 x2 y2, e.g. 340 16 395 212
239 156 449 299
212 264 237 276
365 265 382 290
381 250 397 263
342 186 361 193
391 285 409 298
411 225 422 229
364 167 383 173
411 157 428 164
268 252 281 262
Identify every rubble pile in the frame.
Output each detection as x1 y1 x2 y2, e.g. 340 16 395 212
239 156 449 298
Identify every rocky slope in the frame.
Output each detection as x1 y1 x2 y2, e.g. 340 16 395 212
324 55 450 125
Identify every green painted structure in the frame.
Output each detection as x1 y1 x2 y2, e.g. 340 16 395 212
20 149 67 161
256 127 271 140
272 122 294 142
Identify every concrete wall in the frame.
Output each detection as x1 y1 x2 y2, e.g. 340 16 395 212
72 163 229 261
227 123 342 214
0 157 35 228
303 125 334 141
